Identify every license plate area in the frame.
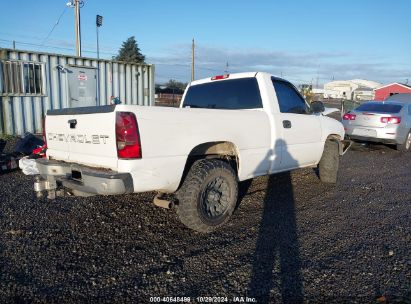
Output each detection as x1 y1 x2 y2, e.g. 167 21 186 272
352 128 377 137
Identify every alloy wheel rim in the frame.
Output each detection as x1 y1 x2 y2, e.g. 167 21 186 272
406 133 411 150
201 177 230 221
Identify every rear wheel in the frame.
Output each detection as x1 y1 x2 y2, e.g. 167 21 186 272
176 159 238 233
396 131 411 152
319 139 340 184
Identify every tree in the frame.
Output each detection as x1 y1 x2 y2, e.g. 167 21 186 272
116 36 145 63
165 79 188 93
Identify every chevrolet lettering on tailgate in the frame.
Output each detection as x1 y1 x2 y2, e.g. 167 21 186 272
47 133 109 144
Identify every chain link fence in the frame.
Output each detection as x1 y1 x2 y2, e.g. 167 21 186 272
322 99 362 113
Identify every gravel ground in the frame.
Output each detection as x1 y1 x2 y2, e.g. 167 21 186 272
0 141 410 303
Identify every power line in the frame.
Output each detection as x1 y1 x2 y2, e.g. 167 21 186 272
154 62 221 73
0 37 326 84
41 6 69 45
0 38 117 56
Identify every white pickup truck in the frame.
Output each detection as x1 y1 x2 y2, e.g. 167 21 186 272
35 72 348 232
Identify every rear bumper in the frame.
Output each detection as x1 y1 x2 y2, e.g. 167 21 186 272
347 135 398 145
344 125 405 145
35 158 133 197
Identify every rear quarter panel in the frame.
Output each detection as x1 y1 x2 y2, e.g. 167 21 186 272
115 105 271 192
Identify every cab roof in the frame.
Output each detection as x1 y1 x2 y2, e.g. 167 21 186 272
190 72 287 86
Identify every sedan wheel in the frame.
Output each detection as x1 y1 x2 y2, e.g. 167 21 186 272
397 131 411 152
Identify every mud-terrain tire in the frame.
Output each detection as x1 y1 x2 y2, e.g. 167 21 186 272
176 159 238 233
319 139 340 184
396 131 411 152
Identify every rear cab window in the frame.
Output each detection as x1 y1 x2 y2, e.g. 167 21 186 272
182 77 262 109
355 103 403 113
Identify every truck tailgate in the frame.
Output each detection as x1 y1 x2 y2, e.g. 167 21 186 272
46 106 118 170
46 114 70 161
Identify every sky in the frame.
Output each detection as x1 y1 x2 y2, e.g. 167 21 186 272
0 0 410 86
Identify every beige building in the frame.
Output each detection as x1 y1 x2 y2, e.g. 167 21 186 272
324 79 381 100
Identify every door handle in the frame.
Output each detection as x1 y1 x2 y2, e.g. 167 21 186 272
283 120 292 128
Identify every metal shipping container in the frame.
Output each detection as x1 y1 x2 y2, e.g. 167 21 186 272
0 48 155 136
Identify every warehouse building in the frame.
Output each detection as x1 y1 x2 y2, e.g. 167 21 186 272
323 79 381 100
0 48 155 136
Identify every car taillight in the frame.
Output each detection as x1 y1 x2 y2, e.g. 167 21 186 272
116 112 142 159
211 74 229 80
343 113 356 120
380 116 401 124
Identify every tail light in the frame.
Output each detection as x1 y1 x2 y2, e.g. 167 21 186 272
116 112 142 159
211 74 229 80
381 116 401 124
343 113 356 120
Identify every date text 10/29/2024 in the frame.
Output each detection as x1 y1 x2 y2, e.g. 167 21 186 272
149 296 257 303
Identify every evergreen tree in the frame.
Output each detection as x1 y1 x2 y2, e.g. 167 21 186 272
116 36 145 63
165 79 188 93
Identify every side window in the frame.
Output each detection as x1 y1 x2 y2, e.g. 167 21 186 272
272 78 307 114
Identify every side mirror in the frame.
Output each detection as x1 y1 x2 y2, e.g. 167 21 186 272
310 101 325 113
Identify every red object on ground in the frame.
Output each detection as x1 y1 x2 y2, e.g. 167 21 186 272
32 144 47 158
374 83 411 101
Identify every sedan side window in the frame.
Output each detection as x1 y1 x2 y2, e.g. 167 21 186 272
272 78 308 114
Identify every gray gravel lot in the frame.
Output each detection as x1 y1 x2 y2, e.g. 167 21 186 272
0 141 410 303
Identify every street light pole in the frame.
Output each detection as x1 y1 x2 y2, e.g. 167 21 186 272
96 15 103 59
191 38 195 82
96 26 99 59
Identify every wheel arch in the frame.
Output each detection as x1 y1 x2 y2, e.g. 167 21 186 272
324 133 347 156
326 133 342 141
177 141 240 191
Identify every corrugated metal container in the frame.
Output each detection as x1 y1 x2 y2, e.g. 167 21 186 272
0 48 155 136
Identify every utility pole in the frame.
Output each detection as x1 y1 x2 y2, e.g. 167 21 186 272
224 61 229 74
74 0 82 57
191 38 195 82
67 1 83 56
